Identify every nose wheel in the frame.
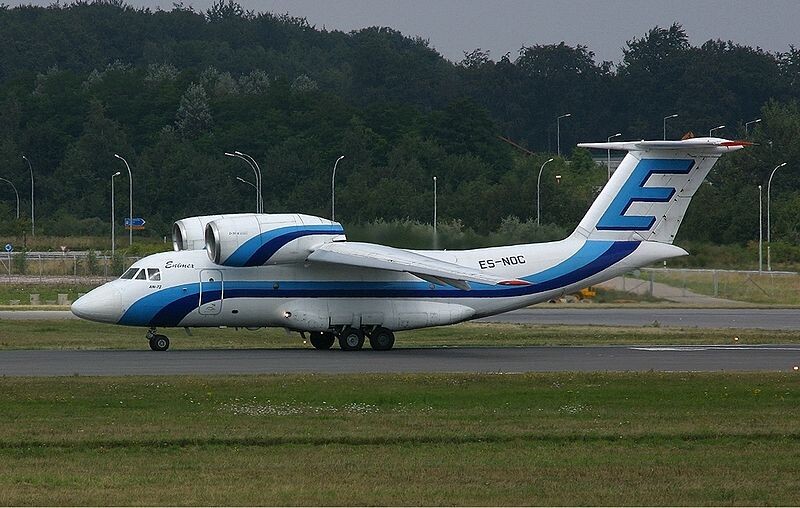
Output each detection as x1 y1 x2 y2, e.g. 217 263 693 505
146 329 170 351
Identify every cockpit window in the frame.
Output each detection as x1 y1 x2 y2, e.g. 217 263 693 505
134 269 147 280
147 268 161 281
120 268 138 279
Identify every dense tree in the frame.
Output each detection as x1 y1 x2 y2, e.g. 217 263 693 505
0 3 797 248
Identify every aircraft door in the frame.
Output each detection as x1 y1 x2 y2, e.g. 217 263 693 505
199 269 223 315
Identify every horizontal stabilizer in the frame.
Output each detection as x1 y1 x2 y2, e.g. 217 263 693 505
578 137 751 153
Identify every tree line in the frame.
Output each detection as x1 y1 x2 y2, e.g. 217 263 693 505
0 1 797 248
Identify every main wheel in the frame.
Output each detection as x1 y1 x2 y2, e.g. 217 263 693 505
149 334 170 351
338 327 364 351
309 331 335 350
368 327 395 351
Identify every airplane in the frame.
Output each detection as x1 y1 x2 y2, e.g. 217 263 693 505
71 137 748 351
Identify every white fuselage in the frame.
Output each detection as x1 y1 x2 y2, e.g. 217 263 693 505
71 237 685 331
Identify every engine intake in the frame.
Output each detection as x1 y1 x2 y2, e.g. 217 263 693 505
205 213 345 266
172 213 256 251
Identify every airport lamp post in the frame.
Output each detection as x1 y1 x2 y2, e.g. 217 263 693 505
331 155 345 221
111 171 120 257
537 158 555 226
758 184 763 273
225 152 261 213
0 177 20 219
433 176 437 237
235 151 263 213
745 118 762 137
556 113 571 157
767 162 787 271
236 176 263 212
606 132 622 180
709 125 725 137
663 114 678 140
113 154 132 246
21 155 34 236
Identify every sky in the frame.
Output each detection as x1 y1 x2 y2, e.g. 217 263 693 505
8 0 800 64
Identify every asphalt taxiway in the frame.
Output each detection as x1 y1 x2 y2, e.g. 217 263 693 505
2 307 798 329
1 345 798 376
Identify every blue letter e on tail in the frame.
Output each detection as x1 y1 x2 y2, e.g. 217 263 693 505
596 159 694 231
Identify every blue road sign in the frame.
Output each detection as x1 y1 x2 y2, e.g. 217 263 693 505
4 244 11 252
124 217 146 227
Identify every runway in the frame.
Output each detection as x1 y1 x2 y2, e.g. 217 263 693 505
3 307 798 330
478 307 800 330
1 345 798 376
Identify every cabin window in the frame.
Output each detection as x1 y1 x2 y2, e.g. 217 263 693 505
134 269 147 280
120 268 138 279
147 268 161 281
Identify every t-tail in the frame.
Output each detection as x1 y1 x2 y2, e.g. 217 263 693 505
573 137 749 244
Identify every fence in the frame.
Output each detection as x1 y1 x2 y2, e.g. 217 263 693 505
0 252 142 281
631 267 800 305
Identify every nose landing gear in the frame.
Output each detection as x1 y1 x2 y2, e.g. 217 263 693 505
146 328 170 351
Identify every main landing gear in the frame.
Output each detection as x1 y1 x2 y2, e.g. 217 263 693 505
308 327 395 351
146 328 170 351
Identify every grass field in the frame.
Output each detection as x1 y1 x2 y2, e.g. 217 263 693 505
0 319 798 350
0 373 798 505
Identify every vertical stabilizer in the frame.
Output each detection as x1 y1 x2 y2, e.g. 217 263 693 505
573 137 748 244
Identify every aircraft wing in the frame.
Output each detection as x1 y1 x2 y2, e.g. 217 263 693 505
306 241 530 290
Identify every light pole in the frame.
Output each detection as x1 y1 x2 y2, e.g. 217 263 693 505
556 113 571 157
709 125 725 137
767 162 787 271
537 158 555 226
745 118 762 137
225 152 261 213
606 132 622 180
0 177 19 219
331 155 345 221
235 151 262 213
113 154 132 246
21 155 33 236
433 176 437 238
111 171 120 257
236 176 262 212
758 184 763 273
663 114 678 140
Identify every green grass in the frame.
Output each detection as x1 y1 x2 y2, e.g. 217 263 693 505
0 319 798 350
0 282 97 305
0 373 798 505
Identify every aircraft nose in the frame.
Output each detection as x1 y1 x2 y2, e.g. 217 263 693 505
71 286 123 323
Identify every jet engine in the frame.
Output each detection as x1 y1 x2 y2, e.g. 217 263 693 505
205 213 345 266
172 214 256 251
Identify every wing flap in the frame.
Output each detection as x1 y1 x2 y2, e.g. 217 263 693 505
307 241 530 290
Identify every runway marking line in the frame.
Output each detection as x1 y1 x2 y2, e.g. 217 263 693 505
630 346 800 352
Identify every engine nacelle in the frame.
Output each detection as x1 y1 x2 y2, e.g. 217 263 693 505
172 213 256 251
205 213 345 266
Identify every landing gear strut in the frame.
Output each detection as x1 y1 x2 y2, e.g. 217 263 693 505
146 328 170 351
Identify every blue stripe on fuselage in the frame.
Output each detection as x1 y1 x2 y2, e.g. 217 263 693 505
118 240 639 327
